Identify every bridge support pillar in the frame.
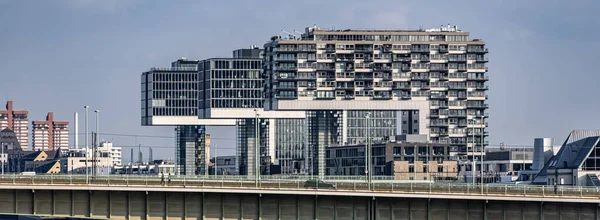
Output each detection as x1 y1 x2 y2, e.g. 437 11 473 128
314 195 318 220
258 194 262 220
126 191 130 220
32 189 35 216
88 190 92 218
14 189 17 214
201 192 205 220
145 191 149 220
51 190 55 216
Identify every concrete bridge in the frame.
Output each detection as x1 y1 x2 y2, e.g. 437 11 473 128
0 175 598 220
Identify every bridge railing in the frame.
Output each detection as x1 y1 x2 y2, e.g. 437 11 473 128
0 174 597 199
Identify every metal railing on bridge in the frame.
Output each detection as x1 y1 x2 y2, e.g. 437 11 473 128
0 174 597 199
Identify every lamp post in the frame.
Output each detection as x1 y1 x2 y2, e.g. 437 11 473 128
480 115 485 193
254 109 260 187
471 118 475 185
84 106 89 184
95 110 100 175
364 112 371 189
214 144 218 176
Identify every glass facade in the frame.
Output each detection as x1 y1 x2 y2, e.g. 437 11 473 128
275 119 306 174
175 125 205 175
199 59 263 117
236 118 270 175
150 68 198 116
347 110 397 145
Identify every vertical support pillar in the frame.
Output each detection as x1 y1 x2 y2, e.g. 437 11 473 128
277 195 281 220
427 199 431 220
483 200 487 220
88 191 92 218
220 194 224 220
314 195 318 220
145 191 149 220
373 197 377 220
465 200 468 220
408 199 412 220
258 194 262 220
201 192 205 220
126 191 130 220
390 199 394 220
32 190 36 215
14 189 18 214
296 196 299 220
502 202 506 220
183 193 187 220
108 191 111 219
164 192 168 220
539 202 543 220
333 197 337 220
240 194 244 220
52 190 55 216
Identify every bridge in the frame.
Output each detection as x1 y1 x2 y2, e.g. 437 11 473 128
0 175 597 220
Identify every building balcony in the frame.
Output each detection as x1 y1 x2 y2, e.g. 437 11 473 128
467 76 489 81
466 103 488 108
277 66 297 71
430 94 448 99
392 57 411 62
355 48 373 53
448 85 467 90
411 48 430 53
373 95 392 100
373 66 392 72
430 122 449 127
355 76 374 80
467 48 488 53
448 113 467 118
411 75 429 80
475 57 489 63
439 47 449 53
335 85 355 90
475 85 489 90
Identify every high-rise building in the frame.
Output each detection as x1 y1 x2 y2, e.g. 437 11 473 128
263 25 488 175
32 112 69 151
0 101 29 149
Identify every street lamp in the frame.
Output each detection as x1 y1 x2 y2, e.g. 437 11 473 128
470 118 475 185
254 109 260 187
480 114 485 193
84 106 89 183
364 112 371 189
95 110 100 175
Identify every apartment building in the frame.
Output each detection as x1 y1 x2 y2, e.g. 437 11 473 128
263 25 488 175
32 112 69 151
0 101 29 149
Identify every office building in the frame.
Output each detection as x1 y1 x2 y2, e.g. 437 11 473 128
325 138 457 180
32 112 69 151
142 49 305 176
0 101 29 149
263 25 489 175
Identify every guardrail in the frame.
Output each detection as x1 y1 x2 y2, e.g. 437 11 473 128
0 175 597 199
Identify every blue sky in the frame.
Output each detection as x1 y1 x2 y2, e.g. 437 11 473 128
0 0 598 162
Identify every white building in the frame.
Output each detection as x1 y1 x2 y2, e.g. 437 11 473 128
98 142 122 166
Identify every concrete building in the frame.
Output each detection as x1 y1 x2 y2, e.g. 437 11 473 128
0 101 29 149
210 155 237 175
98 142 122 167
483 145 533 175
32 112 69 151
325 137 458 180
263 25 489 176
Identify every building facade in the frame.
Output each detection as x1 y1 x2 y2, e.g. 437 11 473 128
0 101 29 149
325 140 457 180
263 25 489 175
32 112 69 151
